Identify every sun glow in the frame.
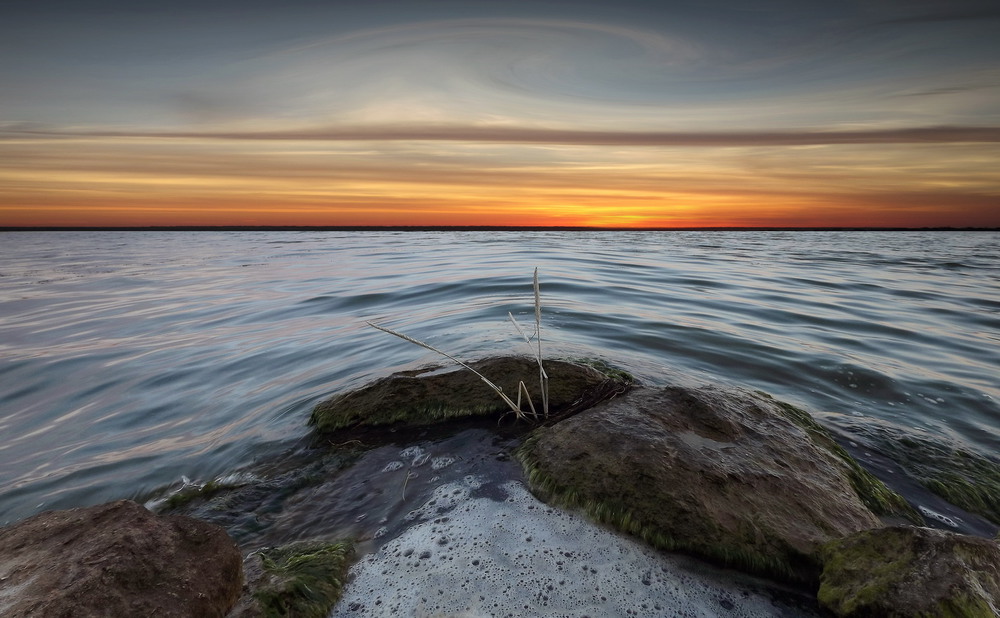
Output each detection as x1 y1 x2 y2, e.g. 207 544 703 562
2 132 997 228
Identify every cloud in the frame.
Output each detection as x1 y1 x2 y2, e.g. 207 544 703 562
9 124 1000 146
873 7 1000 26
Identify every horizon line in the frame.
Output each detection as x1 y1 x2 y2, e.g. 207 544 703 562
3 225 998 232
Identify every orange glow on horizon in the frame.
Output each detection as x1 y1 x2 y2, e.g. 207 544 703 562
1 136 998 229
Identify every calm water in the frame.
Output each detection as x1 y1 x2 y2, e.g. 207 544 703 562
1 231 998 526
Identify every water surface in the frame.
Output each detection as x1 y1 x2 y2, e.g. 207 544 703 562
1 231 998 525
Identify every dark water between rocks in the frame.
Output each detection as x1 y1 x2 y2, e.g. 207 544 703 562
2 230 998 534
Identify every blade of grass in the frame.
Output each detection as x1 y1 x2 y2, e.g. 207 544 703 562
517 380 539 419
510 310 548 418
534 267 549 416
366 321 525 418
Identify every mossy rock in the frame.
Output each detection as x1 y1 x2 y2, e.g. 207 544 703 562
518 386 918 588
310 356 631 435
756 392 919 521
231 540 354 618
845 424 1000 526
819 526 1000 617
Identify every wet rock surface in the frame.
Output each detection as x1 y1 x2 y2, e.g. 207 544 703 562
0 499 242 618
819 525 1000 617
310 356 630 434
518 385 915 585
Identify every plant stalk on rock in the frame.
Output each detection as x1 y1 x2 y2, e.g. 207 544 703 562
368 268 549 421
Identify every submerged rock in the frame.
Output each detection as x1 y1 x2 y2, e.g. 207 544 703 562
818 525 1000 617
518 386 918 586
0 499 242 617
310 356 630 435
844 422 1000 526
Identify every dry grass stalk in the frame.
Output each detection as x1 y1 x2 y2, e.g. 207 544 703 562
368 269 549 421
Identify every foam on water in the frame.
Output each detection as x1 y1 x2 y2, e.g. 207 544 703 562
919 505 960 528
333 480 814 617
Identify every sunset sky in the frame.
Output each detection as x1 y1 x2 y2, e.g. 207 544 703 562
2 0 999 228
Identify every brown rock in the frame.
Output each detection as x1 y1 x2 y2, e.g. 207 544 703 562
519 386 916 586
0 500 242 617
819 526 1000 617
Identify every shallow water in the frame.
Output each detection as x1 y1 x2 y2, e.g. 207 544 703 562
1 230 998 525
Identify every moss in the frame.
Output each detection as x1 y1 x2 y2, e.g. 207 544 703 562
254 540 354 618
515 433 811 586
851 426 1000 526
936 594 997 618
817 529 913 615
923 474 1000 525
820 527 1000 617
758 393 922 524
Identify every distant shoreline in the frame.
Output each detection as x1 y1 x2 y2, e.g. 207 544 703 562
2 226 998 232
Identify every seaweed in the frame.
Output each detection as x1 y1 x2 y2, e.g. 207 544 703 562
254 540 354 618
838 420 1000 526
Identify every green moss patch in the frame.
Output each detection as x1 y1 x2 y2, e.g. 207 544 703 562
841 422 1000 526
254 540 354 618
903 443 1000 526
819 526 1000 617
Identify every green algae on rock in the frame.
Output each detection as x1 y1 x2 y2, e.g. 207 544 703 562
230 540 354 618
818 525 1000 617
310 356 631 435
517 386 917 587
849 424 1000 526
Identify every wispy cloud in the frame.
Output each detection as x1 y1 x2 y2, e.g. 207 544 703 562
8 124 1000 145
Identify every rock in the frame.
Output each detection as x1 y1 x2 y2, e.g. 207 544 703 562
310 356 631 435
517 386 918 586
0 500 242 617
818 525 1000 617
228 540 354 618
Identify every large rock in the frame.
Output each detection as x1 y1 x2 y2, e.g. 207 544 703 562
518 386 918 586
0 500 242 617
819 526 1000 617
310 356 631 434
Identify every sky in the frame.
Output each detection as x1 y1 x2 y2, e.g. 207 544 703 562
1 0 999 228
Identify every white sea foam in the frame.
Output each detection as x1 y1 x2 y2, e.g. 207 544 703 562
381 461 405 472
919 505 960 528
332 480 809 617
431 456 456 470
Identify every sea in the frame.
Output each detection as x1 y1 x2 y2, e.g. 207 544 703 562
1 230 998 533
